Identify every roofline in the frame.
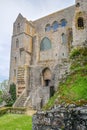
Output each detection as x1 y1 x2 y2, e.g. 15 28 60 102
33 5 75 22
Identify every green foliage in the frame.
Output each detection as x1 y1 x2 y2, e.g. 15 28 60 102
70 48 80 59
0 91 3 103
0 114 32 130
70 47 87 70
0 80 9 92
9 83 16 103
70 46 87 59
0 107 9 116
2 92 13 106
1 83 16 106
0 107 26 116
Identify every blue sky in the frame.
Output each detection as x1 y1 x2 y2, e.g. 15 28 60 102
0 0 75 83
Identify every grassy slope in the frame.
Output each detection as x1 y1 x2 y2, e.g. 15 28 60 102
0 114 32 130
43 47 87 110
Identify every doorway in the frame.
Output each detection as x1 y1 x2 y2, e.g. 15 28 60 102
42 68 51 87
44 79 50 86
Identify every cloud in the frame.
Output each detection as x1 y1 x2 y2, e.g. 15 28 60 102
0 0 75 83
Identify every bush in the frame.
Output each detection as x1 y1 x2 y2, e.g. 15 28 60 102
70 47 87 59
2 92 13 106
9 83 16 103
70 48 80 59
0 107 9 116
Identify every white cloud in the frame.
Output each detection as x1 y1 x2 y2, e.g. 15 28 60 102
0 0 75 83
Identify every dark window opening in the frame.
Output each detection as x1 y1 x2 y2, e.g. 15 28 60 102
78 17 84 28
45 79 50 86
50 86 55 97
40 99 43 109
76 3 80 7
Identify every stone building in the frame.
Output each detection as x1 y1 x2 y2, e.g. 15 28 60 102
9 0 87 109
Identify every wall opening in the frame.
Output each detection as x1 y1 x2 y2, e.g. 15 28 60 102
42 68 51 87
50 86 55 97
44 79 50 86
77 17 84 29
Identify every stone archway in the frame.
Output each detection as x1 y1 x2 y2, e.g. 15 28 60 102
42 68 51 86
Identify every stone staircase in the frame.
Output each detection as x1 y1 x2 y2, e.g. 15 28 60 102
13 89 30 108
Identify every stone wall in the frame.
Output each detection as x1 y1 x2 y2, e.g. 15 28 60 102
33 105 87 130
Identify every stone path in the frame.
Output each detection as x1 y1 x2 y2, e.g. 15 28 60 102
25 109 37 116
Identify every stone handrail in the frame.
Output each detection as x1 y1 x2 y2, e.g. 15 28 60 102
24 95 30 107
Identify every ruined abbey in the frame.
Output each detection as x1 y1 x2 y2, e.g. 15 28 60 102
9 0 87 109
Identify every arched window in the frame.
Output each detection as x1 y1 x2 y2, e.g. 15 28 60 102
45 24 51 32
16 39 19 48
52 21 59 31
61 19 67 27
40 37 52 51
17 23 20 33
61 33 66 44
77 17 84 28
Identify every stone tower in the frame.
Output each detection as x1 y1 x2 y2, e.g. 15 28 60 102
9 14 35 97
72 0 87 47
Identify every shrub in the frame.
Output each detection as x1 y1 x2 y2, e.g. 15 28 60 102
0 107 9 116
70 48 80 59
9 83 16 103
2 92 13 106
70 47 87 59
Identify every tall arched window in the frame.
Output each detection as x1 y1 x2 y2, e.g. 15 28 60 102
61 19 67 27
77 17 84 28
40 37 52 51
16 39 19 48
61 33 66 44
52 21 59 31
45 24 51 32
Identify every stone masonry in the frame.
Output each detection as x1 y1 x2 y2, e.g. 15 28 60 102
9 0 87 109
33 105 87 130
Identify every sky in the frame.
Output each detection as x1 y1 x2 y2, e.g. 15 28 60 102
0 0 75 83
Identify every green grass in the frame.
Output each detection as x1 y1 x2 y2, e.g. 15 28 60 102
0 114 32 130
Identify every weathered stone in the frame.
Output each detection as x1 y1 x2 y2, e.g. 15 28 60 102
9 0 87 109
33 105 87 130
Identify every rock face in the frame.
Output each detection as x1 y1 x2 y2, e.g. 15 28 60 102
33 105 87 130
9 0 87 108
